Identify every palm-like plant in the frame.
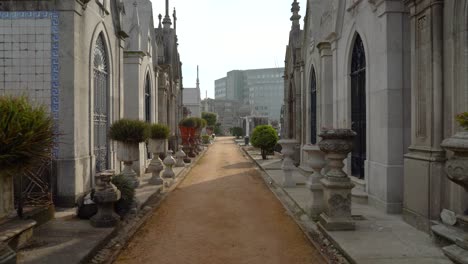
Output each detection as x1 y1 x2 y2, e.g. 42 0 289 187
0 96 54 176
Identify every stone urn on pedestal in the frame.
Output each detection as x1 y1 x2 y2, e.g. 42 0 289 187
318 129 356 231
162 150 176 187
117 142 140 188
147 124 170 185
91 171 121 228
278 139 299 187
302 144 326 219
175 146 186 167
441 130 468 259
109 119 150 189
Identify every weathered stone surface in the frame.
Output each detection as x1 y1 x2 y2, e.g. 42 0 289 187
441 209 457 226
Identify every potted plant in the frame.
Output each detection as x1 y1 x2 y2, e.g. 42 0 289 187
109 119 149 188
441 112 468 193
179 117 195 145
251 125 279 160
0 96 53 220
147 124 170 185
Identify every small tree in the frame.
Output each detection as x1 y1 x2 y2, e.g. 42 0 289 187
232 127 243 138
202 112 217 127
251 125 279 160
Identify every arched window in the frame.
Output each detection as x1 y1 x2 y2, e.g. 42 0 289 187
144 73 151 123
310 67 317 144
144 73 152 159
93 34 109 173
350 34 366 179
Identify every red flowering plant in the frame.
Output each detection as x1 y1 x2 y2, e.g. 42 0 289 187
456 112 468 130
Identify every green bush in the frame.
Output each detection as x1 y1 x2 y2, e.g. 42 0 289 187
111 174 136 217
179 117 196 127
202 112 217 126
251 125 279 160
232 127 243 138
108 119 149 143
201 119 207 128
149 123 170 139
202 135 211 144
0 96 54 176
456 112 468 130
191 117 202 129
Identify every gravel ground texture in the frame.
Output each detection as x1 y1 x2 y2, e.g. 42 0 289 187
115 137 325 264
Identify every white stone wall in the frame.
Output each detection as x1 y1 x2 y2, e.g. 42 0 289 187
301 0 411 213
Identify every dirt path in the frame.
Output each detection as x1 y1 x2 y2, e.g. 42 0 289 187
115 137 325 264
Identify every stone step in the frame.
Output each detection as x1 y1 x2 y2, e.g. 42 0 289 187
351 187 368 204
0 218 36 250
432 224 466 245
443 244 468 264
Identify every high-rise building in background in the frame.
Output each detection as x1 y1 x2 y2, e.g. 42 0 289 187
214 67 284 122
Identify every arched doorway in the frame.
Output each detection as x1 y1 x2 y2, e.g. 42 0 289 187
93 34 109 173
310 67 317 144
350 34 366 179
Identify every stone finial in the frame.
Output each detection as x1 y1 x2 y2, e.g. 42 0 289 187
173 8 177 32
290 0 301 28
128 0 141 51
163 0 172 28
158 14 162 28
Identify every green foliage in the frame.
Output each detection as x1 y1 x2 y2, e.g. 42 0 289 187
111 174 136 216
191 117 202 129
201 119 207 128
232 127 244 138
456 112 468 130
251 125 279 160
108 119 149 143
202 135 211 144
202 112 217 126
179 117 196 127
149 123 170 139
0 96 53 176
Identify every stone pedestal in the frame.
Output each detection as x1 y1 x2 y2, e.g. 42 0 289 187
90 171 121 228
279 139 298 187
162 150 176 187
175 147 186 167
147 139 166 185
303 144 326 219
117 142 140 188
318 129 356 231
440 132 468 263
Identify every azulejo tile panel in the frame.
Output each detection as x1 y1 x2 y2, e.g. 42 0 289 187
0 11 60 157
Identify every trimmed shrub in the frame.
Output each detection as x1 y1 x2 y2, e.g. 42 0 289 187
108 119 149 143
0 96 54 176
149 123 170 139
251 125 279 160
179 117 196 127
202 112 217 126
232 127 243 138
111 174 136 217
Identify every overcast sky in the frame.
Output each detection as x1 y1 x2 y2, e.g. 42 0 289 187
152 0 305 99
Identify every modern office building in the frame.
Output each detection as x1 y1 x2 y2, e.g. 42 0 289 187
214 67 284 122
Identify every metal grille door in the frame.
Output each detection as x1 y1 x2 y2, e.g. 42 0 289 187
93 35 109 173
350 35 366 179
310 68 317 144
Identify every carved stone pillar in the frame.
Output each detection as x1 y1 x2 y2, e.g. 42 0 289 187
279 139 299 187
91 171 121 228
318 129 356 231
162 150 176 187
403 0 446 231
303 144 326 219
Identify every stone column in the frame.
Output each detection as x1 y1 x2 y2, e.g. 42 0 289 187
318 129 356 231
279 139 299 187
403 0 446 231
317 42 333 128
162 150 176 187
303 144 326 219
